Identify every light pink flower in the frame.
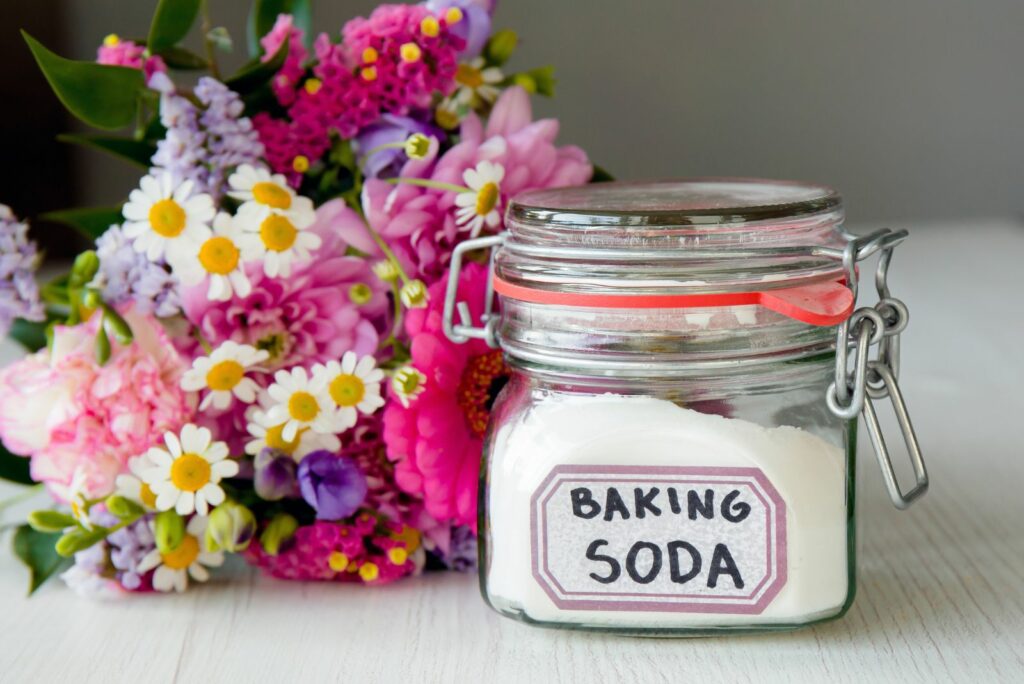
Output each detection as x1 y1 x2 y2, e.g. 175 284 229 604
362 86 593 283
0 311 194 498
96 36 166 81
382 263 507 530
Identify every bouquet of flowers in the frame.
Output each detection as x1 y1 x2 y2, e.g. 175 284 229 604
0 0 593 595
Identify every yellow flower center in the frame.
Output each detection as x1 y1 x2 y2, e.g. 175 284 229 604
348 283 372 305
251 181 293 209
161 534 200 570
198 236 240 275
206 359 245 391
396 369 424 395
359 562 380 582
388 547 408 565
103 33 121 47
259 214 298 252
304 78 322 95
292 155 310 173
328 551 349 571
361 47 379 64
170 453 212 492
391 524 421 553
400 42 422 63
455 63 484 89
140 482 157 509
361 66 378 82
148 199 187 238
420 16 440 37
70 498 84 521
265 423 304 454
445 7 463 24
288 391 320 422
435 106 460 130
329 374 365 408
475 182 499 216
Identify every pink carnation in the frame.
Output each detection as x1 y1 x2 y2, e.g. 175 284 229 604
382 263 507 530
96 36 166 81
0 311 194 498
260 14 309 107
180 209 387 371
362 86 593 283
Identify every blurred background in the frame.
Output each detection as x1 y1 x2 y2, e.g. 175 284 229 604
3 0 1023 256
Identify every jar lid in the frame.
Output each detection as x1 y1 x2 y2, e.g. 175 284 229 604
496 178 851 326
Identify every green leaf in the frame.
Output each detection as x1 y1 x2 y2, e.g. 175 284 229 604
0 441 33 485
27 510 77 533
154 45 209 70
57 133 156 169
42 206 123 240
148 0 202 54
22 31 145 131
226 36 291 95
528 66 556 97
13 525 68 594
247 0 312 57
486 30 518 66
590 164 615 183
8 318 48 352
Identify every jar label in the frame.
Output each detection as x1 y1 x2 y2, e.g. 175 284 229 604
530 465 787 614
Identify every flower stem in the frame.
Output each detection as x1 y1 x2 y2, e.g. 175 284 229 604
200 0 221 79
384 177 468 194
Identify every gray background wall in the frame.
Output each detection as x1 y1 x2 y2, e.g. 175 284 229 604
40 1 1024 224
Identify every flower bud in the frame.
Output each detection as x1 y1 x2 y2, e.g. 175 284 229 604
399 279 429 308
254 448 297 501
348 282 373 306
27 510 77 533
205 502 256 553
486 29 518 65
105 495 144 520
391 366 427 407
403 133 431 160
55 527 106 557
154 510 185 554
372 260 401 283
260 513 299 556
69 250 100 289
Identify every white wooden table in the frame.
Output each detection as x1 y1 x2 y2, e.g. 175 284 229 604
1 219 1022 683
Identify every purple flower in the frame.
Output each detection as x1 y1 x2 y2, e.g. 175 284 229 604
254 448 298 501
353 114 443 179
149 72 207 191
95 224 181 318
297 451 368 521
425 0 494 58
108 516 156 591
441 524 478 572
0 205 44 336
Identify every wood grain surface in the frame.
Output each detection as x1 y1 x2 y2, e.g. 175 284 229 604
1 220 1021 683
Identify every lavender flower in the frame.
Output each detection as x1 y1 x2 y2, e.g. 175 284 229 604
149 73 264 200
254 448 298 501
0 205 44 336
195 77 265 198
354 114 442 179
425 0 494 58
442 525 478 572
297 451 368 521
108 516 156 591
94 225 181 317
61 543 120 598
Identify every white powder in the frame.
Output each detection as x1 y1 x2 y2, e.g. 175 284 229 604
485 394 849 629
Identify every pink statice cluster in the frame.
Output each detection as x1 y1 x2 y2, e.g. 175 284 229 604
2 0 595 596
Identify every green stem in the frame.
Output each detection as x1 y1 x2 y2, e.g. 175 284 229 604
200 0 221 79
384 177 469 194
0 484 45 516
378 281 404 352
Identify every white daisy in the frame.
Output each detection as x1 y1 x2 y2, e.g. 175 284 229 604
227 164 317 226
454 58 504 106
180 341 269 411
391 366 427 408
169 212 263 301
244 400 341 462
137 516 224 593
312 352 385 425
122 172 215 262
454 160 504 237
51 467 93 530
141 424 239 516
265 366 353 442
114 452 158 510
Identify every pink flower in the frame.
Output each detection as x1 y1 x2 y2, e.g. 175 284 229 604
382 263 508 530
180 213 387 371
96 35 166 81
362 86 593 283
260 14 309 107
0 311 194 498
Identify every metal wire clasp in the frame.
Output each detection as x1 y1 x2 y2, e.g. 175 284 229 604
826 229 929 509
442 234 506 348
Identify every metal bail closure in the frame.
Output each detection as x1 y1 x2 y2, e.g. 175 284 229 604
826 228 929 510
442 234 506 348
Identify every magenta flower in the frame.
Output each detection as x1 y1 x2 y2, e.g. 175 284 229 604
96 34 166 81
260 14 309 107
362 86 593 283
382 262 507 531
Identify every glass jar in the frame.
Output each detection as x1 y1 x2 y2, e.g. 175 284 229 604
442 179 928 635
